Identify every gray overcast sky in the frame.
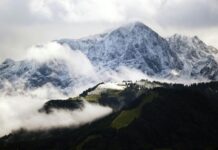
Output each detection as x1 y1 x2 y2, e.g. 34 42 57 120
0 0 218 62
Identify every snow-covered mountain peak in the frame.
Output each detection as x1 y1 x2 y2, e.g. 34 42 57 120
106 21 158 40
58 22 183 75
115 21 150 32
59 21 153 45
168 34 218 54
168 34 218 80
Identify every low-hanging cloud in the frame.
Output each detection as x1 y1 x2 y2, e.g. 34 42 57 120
0 94 112 137
26 42 97 78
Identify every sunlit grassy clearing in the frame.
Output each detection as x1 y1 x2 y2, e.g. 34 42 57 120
111 93 158 129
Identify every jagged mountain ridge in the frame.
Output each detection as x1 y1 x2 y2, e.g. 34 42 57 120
58 22 183 75
167 34 218 80
58 22 218 80
0 21 218 93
